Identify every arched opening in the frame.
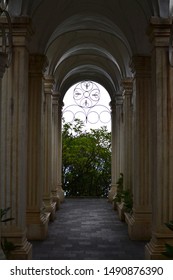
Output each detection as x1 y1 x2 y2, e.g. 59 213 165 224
61 81 112 198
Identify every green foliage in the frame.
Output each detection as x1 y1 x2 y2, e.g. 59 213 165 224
1 207 14 223
1 238 18 259
62 118 111 197
113 173 133 213
163 221 173 259
0 207 16 259
121 189 133 213
113 173 123 203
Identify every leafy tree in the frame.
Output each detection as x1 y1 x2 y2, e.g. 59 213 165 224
62 119 111 197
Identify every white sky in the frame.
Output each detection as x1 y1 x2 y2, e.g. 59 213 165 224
62 81 111 132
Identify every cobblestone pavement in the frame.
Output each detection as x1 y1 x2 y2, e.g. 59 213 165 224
31 198 146 260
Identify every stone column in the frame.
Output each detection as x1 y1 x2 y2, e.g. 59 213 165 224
0 52 8 259
116 79 133 221
145 17 173 259
42 76 56 220
56 93 65 202
121 78 133 192
0 17 32 259
115 95 124 179
51 93 61 209
26 54 50 240
108 98 116 201
125 55 152 241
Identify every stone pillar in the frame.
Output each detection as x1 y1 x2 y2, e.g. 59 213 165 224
121 78 133 192
145 17 173 259
125 55 152 241
42 76 56 220
26 54 50 240
115 95 124 179
116 79 133 221
108 95 123 202
108 98 116 201
51 93 61 209
56 93 65 202
0 17 32 259
0 52 8 259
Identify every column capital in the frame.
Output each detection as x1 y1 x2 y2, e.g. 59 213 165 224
52 91 64 108
44 75 55 95
121 78 133 97
0 52 8 78
115 94 123 105
148 16 172 47
0 16 33 47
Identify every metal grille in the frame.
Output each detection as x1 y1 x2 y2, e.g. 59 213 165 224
63 81 111 125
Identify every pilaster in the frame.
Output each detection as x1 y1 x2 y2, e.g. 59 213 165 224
0 17 32 259
145 17 173 259
116 78 133 220
26 54 50 240
56 93 65 202
42 75 56 220
115 95 124 180
108 98 116 202
0 52 8 259
121 78 133 192
125 55 152 241
51 93 61 208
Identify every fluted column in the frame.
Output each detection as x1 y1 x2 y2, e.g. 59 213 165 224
125 55 152 241
115 95 124 179
51 93 61 208
108 98 116 201
26 54 50 240
0 52 8 259
0 17 32 259
121 78 133 192
145 17 173 259
42 76 56 220
56 93 65 202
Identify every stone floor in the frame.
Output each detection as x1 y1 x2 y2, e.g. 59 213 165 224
31 198 146 260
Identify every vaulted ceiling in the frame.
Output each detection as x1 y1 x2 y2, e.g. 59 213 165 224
8 0 171 98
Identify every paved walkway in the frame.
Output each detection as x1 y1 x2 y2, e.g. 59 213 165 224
31 198 146 260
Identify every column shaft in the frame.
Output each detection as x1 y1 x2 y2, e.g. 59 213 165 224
0 17 32 259
26 54 49 240
0 52 8 259
121 78 133 191
51 94 61 208
56 94 65 202
145 17 173 259
125 55 152 240
108 99 116 201
42 76 56 220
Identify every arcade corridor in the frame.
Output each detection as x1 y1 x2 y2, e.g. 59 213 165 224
1 1 173 260
31 199 145 260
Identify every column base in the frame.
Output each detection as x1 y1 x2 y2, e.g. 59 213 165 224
51 191 61 210
44 201 56 221
108 185 116 202
1 229 32 260
10 239 32 260
125 212 151 240
145 233 173 260
57 186 65 203
27 212 50 240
